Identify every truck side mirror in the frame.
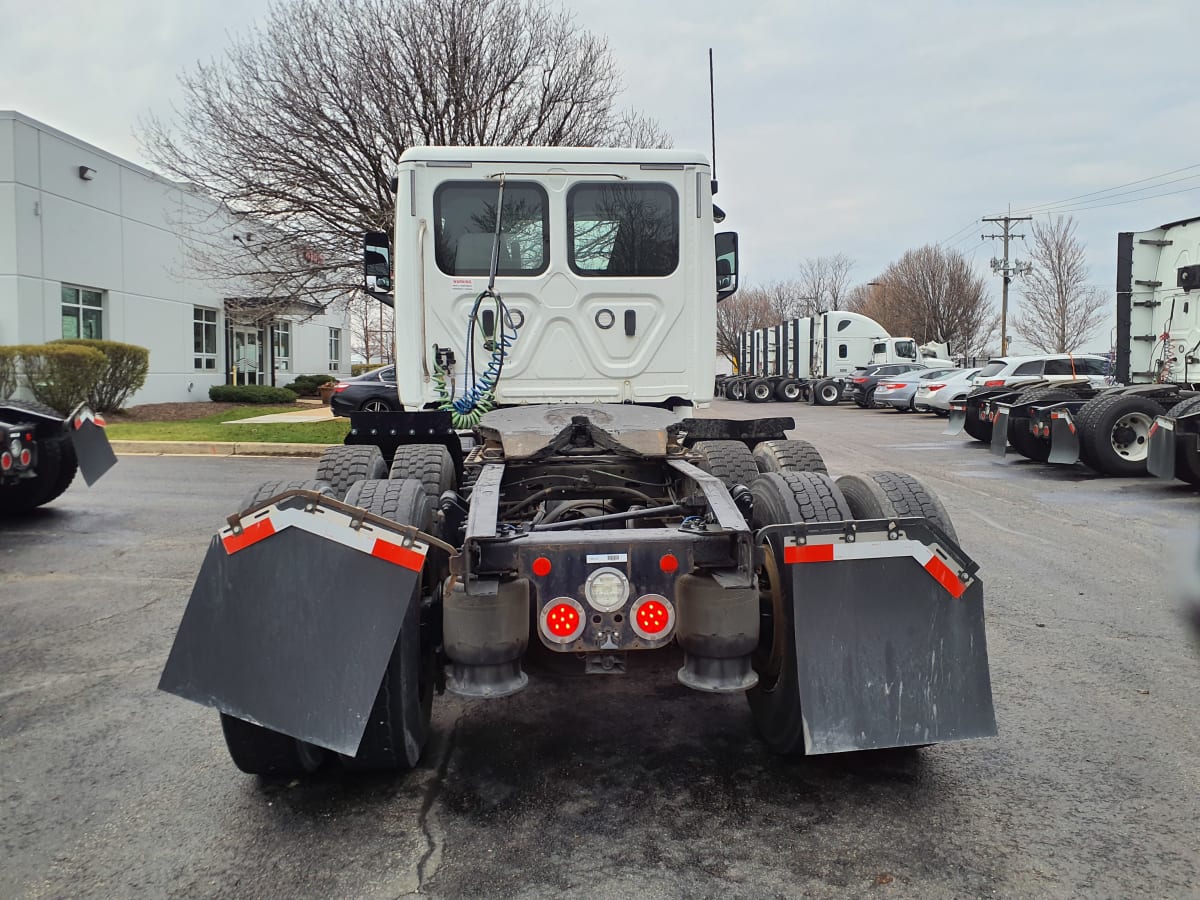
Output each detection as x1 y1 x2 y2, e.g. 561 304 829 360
363 232 394 306
716 231 738 301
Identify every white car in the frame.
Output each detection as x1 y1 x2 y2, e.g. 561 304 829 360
915 368 982 416
968 354 1113 390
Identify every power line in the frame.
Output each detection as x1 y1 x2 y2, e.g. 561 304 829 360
1013 162 1200 215
1028 181 1200 217
1016 172 1200 216
938 217 981 247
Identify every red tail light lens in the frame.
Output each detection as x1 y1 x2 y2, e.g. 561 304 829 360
531 556 552 577
540 598 585 644
19 449 31 466
851 377 869 383
984 379 1006 387
0 452 11 471
925 383 946 391
630 595 675 640
882 383 905 390
333 382 350 392
659 553 679 574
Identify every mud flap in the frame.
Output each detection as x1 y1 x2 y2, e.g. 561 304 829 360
1147 416 1175 479
1047 409 1081 466
779 522 996 754
159 492 429 756
67 407 117 486
989 406 1010 457
944 403 966 435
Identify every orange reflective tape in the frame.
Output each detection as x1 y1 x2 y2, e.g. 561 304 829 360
784 544 835 564
222 517 276 555
924 554 966 599
371 538 426 571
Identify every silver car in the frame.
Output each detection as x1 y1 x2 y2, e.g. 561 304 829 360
872 368 962 411
915 368 982 416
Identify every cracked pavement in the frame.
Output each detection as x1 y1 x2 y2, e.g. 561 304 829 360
2 400 1198 898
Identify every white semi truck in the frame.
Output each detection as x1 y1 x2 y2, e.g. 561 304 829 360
952 215 1199 483
160 147 995 777
721 313 953 403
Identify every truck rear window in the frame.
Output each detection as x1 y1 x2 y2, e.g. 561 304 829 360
568 183 678 277
434 181 549 277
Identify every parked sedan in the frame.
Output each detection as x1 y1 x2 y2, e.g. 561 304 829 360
330 365 399 416
914 368 982 416
843 363 930 408
872 368 961 411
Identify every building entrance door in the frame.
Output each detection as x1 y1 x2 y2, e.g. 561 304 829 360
232 327 264 385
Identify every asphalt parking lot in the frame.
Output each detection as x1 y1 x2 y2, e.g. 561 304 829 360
3 399 1198 898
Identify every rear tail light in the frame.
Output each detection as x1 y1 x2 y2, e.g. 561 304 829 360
983 379 1006 387
851 377 869 383
19 449 31 467
882 383 905 390
333 382 350 392
0 452 11 471
925 383 946 391
540 598 585 644
630 594 675 640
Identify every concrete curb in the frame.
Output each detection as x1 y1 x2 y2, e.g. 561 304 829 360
111 440 329 458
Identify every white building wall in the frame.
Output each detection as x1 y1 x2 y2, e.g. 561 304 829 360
0 111 351 404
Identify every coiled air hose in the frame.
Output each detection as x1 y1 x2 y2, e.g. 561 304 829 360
434 288 519 429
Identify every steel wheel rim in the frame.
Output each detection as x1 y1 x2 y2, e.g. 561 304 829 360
753 384 771 400
1110 412 1152 460
820 385 838 402
783 385 800 400
362 399 390 412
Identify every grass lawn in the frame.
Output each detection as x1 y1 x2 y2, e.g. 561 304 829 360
106 405 350 444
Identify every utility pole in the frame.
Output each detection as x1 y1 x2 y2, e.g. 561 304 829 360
983 212 1032 355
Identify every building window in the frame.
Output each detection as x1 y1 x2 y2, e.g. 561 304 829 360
194 307 218 370
328 327 342 372
62 285 103 339
274 321 291 373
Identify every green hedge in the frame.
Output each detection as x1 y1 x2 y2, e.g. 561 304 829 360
53 339 149 412
10 344 109 414
351 363 386 377
282 373 336 397
209 384 298 404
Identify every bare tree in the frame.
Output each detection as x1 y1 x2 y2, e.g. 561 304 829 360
1013 216 1107 352
797 254 855 312
716 284 780 371
843 283 872 313
140 0 669 317
860 246 997 358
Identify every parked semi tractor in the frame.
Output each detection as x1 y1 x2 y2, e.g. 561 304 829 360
719 313 953 404
160 147 995 777
950 216 1200 483
0 400 116 514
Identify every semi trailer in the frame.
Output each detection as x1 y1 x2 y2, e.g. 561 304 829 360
950 216 1200 483
159 147 996 777
0 399 116 514
719 313 952 404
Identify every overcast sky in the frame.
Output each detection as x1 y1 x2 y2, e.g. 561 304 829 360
5 0 1200 351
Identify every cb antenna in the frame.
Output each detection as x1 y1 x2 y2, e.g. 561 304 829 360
708 48 718 195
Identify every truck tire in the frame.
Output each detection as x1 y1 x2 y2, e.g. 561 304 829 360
747 379 773 403
835 471 958 542
1007 387 1079 463
752 439 828 475
1165 395 1200 484
747 472 852 754
774 379 803 402
388 444 456 504
340 478 435 771
316 445 387 500
219 714 328 776
693 440 760 490
728 380 747 401
813 380 841 406
962 393 994 443
240 479 334 510
0 401 78 514
1076 394 1162 476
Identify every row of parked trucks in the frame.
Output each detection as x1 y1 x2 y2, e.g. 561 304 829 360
948 217 1200 485
717 311 953 404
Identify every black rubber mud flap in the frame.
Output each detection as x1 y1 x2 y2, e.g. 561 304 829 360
1047 409 1081 466
944 403 966 436
159 493 428 756
780 523 996 754
989 406 1010 457
68 408 117 486
1146 415 1176 479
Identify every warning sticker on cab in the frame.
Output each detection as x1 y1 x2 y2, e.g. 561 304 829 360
587 553 628 564
451 278 475 291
